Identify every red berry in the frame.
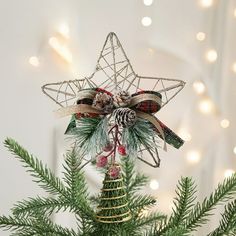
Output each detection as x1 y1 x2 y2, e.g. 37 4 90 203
118 145 127 156
108 166 120 179
96 155 108 168
102 142 114 152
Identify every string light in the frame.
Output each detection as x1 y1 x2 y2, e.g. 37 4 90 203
220 119 230 129
58 23 70 38
196 32 206 41
149 179 159 190
224 169 235 178
198 98 214 114
186 150 201 164
29 56 39 67
232 62 236 73
193 80 206 94
206 49 218 63
178 128 192 142
143 0 153 6
200 0 214 8
141 17 152 27
48 37 72 64
233 146 236 155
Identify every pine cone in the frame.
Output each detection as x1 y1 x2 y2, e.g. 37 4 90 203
92 92 113 113
113 91 131 108
113 108 136 127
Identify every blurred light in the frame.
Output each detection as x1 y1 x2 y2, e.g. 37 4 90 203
193 80 206 94
149 179 159 190
143 0 153 6
186 150 201 164
232 62 236 73
142 17 152 27
206 49 218 62
224 169 235 178
200 0 213 8
220 119 230 129
58 23 70 38
233 146 236 155
198 99 214 114
148 48 155 54
49 37 72 63
196 32 206 41
29 56 39 67
234 8 236 17
178 128 192 142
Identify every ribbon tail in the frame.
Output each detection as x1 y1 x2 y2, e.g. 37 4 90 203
136 111 167 152
153 118 184 150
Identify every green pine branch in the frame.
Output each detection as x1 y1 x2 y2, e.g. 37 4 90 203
208 199 236 236
12 196 73 217
62 148 95 220
159 177 196 234
0 215 77 236
121 155 149 200
4 138 67 197
184 173 236 233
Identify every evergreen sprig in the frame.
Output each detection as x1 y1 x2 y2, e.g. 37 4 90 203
159 177 196 234
208 200 236 236
4 138 67 197
184 174 236 233
70 117 110 157
122 118 159 156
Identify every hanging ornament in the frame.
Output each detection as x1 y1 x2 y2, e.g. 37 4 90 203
96 163 132 223
113 108 136 127
96 155 108 168
113 90 131 108
108 164 121 179
92 92 113 113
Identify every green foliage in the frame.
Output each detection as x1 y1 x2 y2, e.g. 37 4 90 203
4 138 67 197
1 138 236 235
69 117 110 157
122 118 159 156
208 200 236 236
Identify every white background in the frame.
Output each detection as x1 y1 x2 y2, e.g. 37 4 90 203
0 0 236 235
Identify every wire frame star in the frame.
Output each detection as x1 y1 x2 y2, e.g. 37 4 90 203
42 32 185 108
42 32 185 167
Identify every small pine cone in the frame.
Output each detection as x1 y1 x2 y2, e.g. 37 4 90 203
113 108 136 127
113 91 131 108
92 92 113 113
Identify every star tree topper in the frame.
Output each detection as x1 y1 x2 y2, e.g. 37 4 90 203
42 32 185 167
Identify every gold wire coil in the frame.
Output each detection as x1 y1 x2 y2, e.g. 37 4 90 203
97 202 128 210
96 210 131 219
96 214 132 223
104 178 123 183
100 193 127 200
102 186 125 191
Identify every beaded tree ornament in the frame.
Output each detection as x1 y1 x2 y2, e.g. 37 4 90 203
42 32 185 169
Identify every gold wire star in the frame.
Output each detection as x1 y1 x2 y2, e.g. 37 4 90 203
42 32 185 168
42 32 185 109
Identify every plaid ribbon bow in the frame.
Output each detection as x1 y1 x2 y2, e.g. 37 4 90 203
56 88 184 150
